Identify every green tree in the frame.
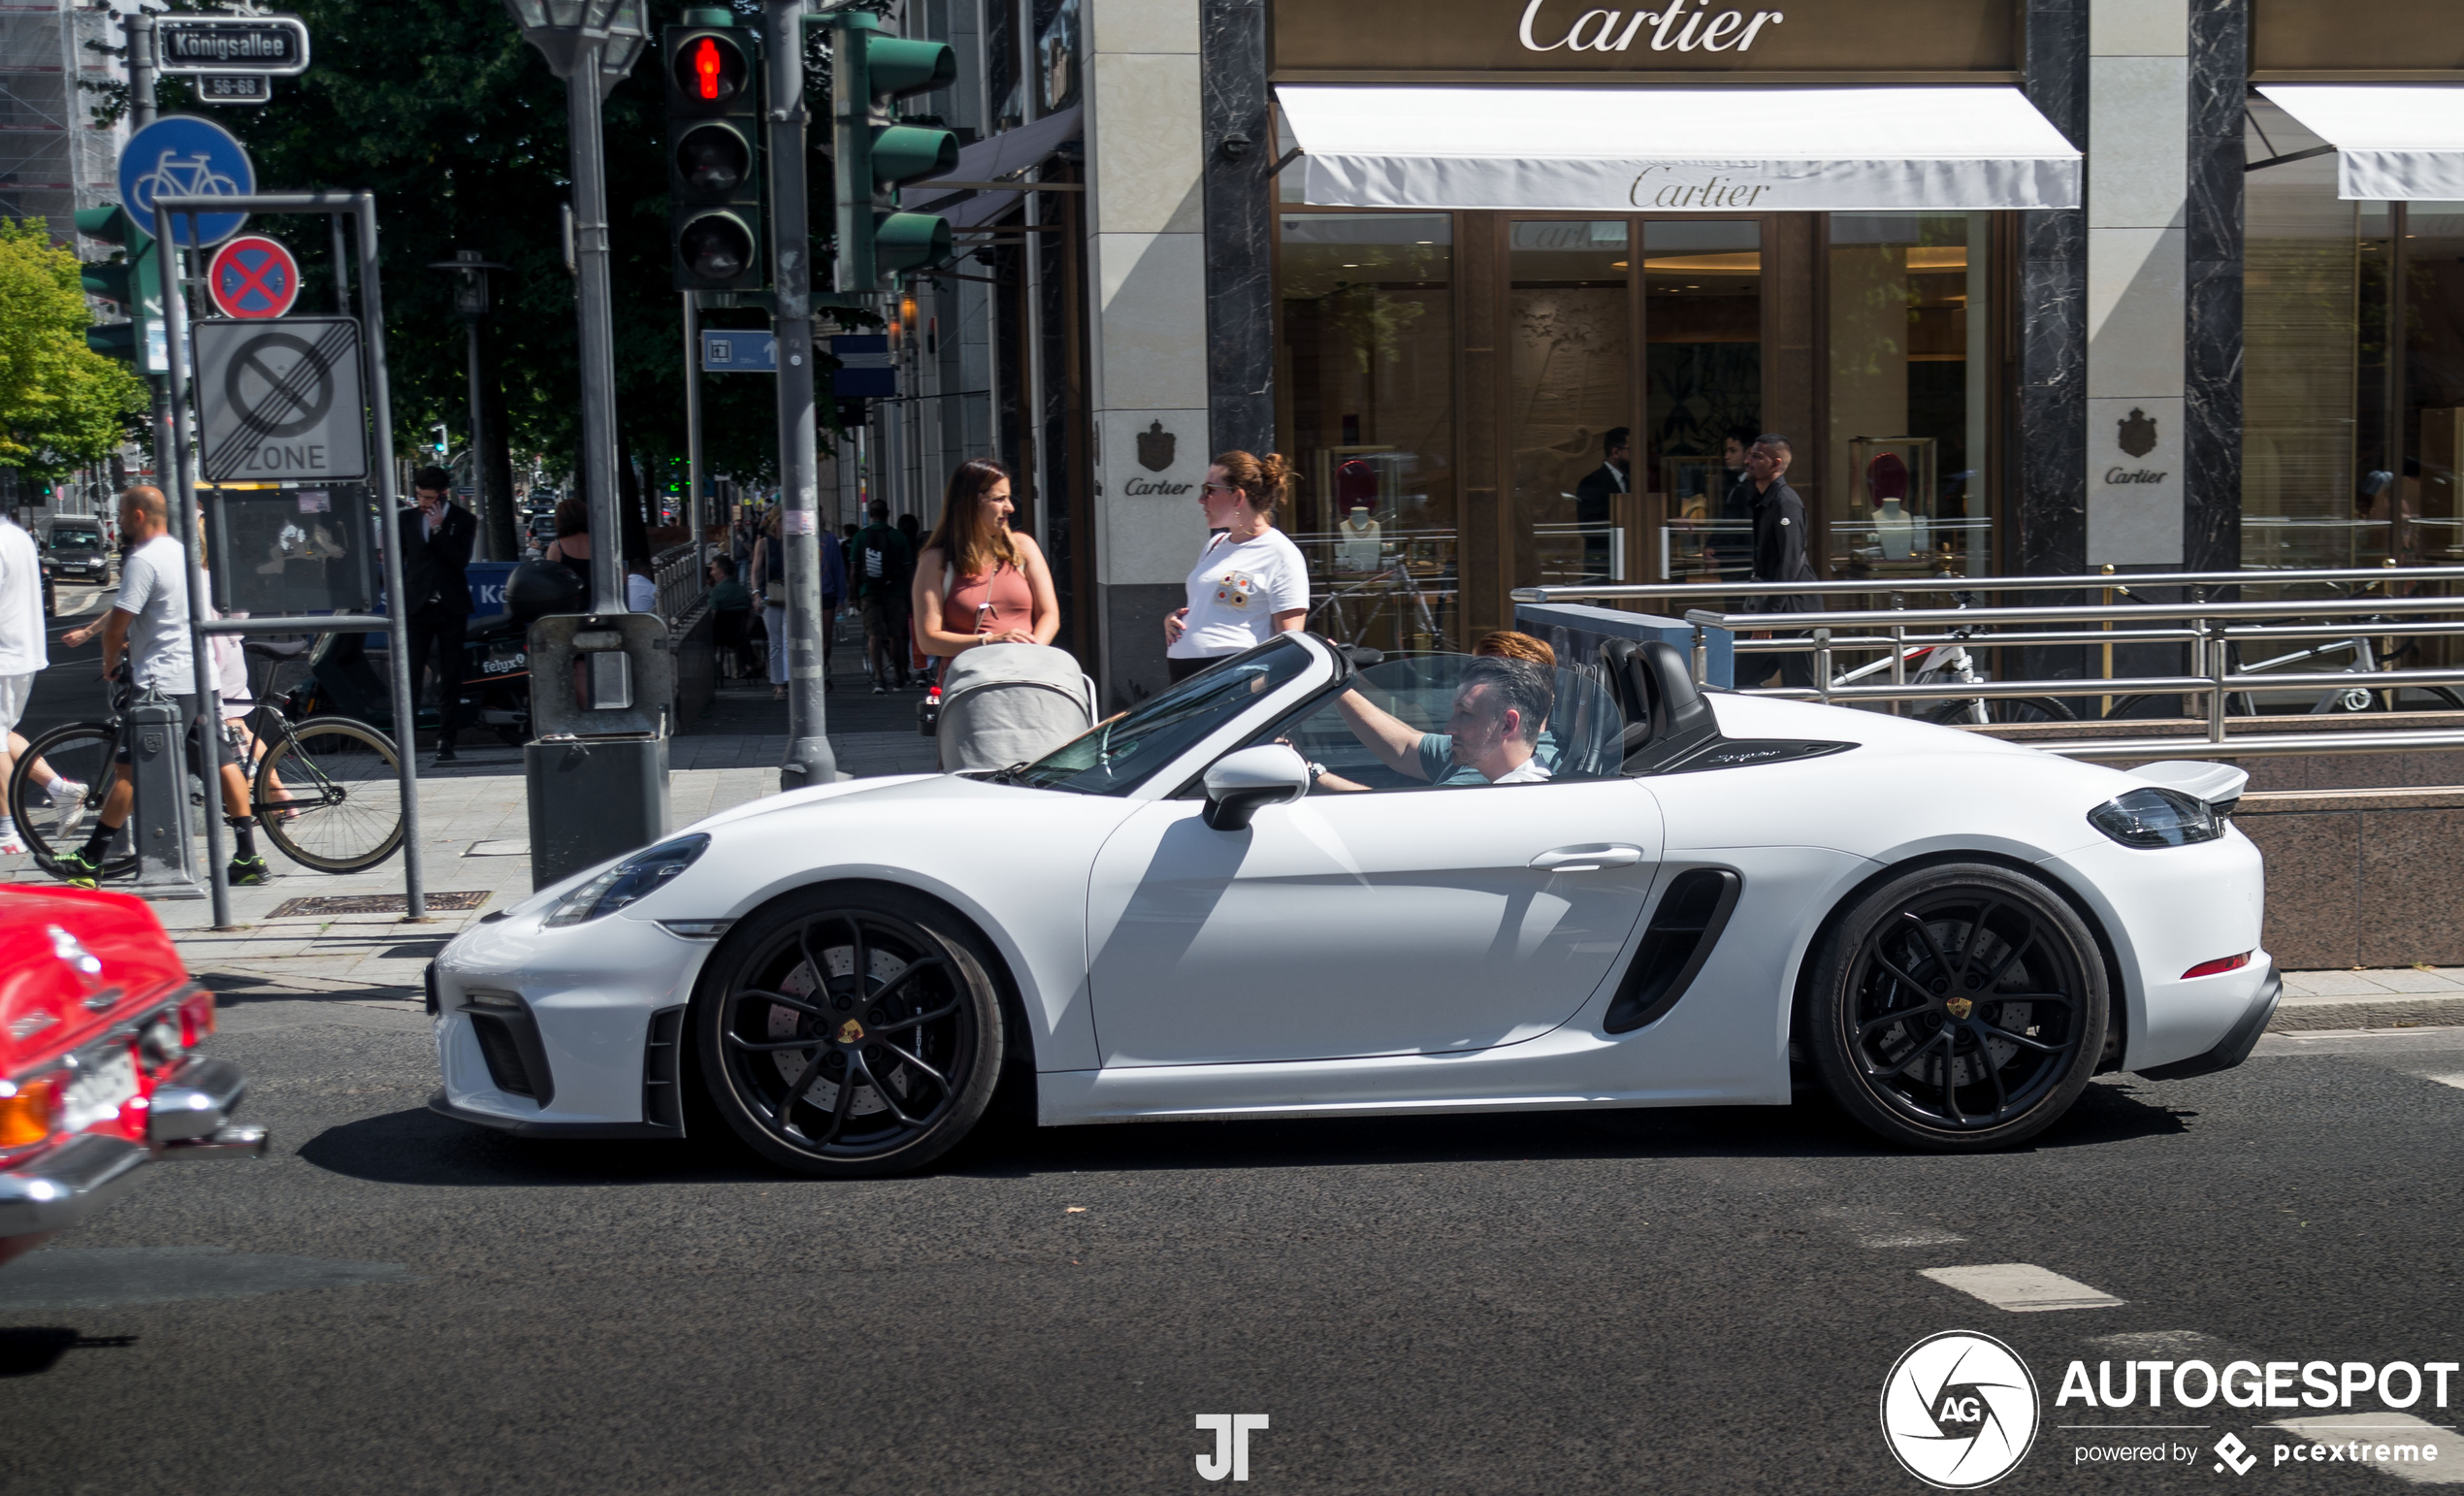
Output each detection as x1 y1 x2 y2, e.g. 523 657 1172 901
0 219 146 479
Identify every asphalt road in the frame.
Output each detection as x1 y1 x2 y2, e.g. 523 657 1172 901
5 991 2461 1494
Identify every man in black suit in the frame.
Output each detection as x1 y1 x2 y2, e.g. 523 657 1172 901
1743 434 1819 693
400 466 477 763
1572 427 1630 581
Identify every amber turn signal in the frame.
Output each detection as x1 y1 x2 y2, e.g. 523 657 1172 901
0 1078 60 1149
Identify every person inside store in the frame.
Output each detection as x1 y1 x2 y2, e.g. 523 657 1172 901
1162 451 1309 683
49 486 262 888
397 467 478 764
913 458 1060 663
1708 423 1761 588
1574 427 1630 580
1743 434 1818 692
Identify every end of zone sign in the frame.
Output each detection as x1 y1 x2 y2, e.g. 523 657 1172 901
196 316 368 482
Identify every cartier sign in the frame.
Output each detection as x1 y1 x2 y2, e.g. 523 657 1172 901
1271 0 2019 76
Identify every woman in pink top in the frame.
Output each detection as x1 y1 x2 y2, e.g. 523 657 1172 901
913 458 1060 659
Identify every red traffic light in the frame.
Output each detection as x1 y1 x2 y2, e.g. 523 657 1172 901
670 32 747 107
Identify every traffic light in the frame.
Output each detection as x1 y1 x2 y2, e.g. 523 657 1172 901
73 206 161 372
432 424 449 455
664 16 762 292
828 11 957 292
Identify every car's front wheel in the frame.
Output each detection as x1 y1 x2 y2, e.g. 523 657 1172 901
1803 862 2108 1152
696 884 1004 1177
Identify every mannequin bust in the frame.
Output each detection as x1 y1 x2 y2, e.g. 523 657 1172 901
1339 504 1382 570
1866 451 1929 561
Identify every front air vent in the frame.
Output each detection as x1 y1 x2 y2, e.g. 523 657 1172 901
1604 868 1742 1034
641 1005 686 1134
461 990 555 1106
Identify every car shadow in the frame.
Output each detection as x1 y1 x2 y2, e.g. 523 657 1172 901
0 1327 137 1378
297 1078 2195 1188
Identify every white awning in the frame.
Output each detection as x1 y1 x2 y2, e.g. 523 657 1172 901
2255 86 2464 201
1276 85 2081 213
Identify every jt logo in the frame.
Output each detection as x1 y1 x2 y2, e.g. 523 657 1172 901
1194 1414 1269 1481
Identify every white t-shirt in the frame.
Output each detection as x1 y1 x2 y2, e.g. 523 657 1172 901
0 517 44 675
115 533 195 690
1168 527 1309 659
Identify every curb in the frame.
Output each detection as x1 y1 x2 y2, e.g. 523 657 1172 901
2267 992 2464 1032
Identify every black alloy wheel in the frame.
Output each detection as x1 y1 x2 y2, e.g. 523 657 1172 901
1804 862 2108 1151
696 885 1004 1177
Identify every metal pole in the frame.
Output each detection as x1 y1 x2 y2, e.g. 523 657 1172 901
567 41 625 616
354 194 428 922
465 319 497 561
127 12 154 129
330 213 350 313
766 0 835 790
152 204 225 920
126 12 174 504
684 290 706 579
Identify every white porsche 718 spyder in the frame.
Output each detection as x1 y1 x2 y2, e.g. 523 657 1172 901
429 633 2277 1175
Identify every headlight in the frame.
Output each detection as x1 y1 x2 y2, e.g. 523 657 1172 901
542 834 711 927
2088 787 2221 848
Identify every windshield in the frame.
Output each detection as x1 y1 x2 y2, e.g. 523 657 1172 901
1008 636 1313 795
49 527 101 550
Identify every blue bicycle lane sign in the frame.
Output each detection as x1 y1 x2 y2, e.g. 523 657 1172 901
118 115 254 246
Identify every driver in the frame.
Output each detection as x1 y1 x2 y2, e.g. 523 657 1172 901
1321 655 1554 789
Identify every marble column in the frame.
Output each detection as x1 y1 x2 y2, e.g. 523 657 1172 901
1084 0 1215 707
1200 0 1275 458
2019 0 2089 585
2183 0 2246 574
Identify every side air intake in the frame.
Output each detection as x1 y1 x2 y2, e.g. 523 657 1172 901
1604 868 1741 1034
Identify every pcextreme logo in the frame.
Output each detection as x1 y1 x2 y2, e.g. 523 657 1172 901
1881 1331 2042 1489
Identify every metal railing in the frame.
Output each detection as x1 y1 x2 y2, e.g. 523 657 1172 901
653 540 702 624
1513 567 2464 764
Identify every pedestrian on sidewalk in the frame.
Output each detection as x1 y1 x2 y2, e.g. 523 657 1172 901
1163 451 1309 684
545 497 592 591
914 458 1059 662
704 556 753 680
51 486 262 888
0 504 84 856
400 467 477 764
818 518 847 691
752 508 788 700
850 500 916 694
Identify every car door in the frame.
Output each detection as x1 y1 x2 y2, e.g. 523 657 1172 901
1085 650 1663 1067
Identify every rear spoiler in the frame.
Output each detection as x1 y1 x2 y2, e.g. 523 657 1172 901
2126 760 2248 814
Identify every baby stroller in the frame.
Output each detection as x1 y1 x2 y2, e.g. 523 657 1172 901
929 643 1097 772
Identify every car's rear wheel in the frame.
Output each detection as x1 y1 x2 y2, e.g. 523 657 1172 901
695 884 1003 1177
1804 862 2107 1152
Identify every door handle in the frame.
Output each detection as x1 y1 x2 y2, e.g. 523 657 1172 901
1528 844 1644 872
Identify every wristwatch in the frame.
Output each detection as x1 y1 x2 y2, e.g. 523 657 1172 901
1306 761 1327 787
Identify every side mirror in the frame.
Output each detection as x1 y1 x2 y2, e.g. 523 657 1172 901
1201 744 1311 831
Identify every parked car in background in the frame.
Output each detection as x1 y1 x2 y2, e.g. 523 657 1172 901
0 885 267 1267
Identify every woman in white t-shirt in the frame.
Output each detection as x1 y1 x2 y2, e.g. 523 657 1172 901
1163 450 1309 682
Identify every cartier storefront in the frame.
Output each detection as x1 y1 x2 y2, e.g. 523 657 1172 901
1248 0 2080 648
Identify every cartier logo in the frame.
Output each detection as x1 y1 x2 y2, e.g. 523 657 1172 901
1519 0 1785 53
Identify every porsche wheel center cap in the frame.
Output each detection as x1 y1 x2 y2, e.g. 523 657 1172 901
836 1019 866 1045
1943 997 1974 1020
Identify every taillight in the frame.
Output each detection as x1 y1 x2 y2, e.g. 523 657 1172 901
0 1078 60 1148
2182 952 2253 980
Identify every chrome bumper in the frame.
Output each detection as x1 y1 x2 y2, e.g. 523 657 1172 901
0 1133 149 1237
148 1057 249 1146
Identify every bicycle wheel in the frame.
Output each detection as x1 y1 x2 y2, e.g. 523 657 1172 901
1926 696 2075 726
7 721 135 879
256 716 404 873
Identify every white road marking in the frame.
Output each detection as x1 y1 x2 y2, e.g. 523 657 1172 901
2088 1329 2249 1359
1920 1263 2125 1313
2270 1414 2464 1484
2427 1074 2464 1090
1862 1230 1969 1249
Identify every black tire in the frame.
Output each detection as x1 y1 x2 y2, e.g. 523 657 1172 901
7 721 134 879
1926 696 2075 726
255 716 404 873
695 883 1004 1178
1804 862 2108 1152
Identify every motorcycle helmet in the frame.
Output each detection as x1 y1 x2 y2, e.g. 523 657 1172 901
504 559 584 623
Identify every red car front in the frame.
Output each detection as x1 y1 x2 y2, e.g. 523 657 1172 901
0 884 266 1267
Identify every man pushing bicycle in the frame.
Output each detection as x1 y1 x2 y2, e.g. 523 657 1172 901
53 486 265 888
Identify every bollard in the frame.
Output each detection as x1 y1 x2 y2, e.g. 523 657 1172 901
523 613 676 890
126 689 205 899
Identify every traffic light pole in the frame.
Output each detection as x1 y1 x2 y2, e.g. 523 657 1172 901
567 49 626 616
124 11 174 495
763 0 835 791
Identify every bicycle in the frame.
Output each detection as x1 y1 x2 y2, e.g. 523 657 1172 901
1824 594 2074 725
8 643 406 880
1307 560 1457 655
2097 579 2464 719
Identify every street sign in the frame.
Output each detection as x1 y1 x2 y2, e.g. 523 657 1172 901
196 75 272 106
830 334 894 397
154 16 310 76
196 317 369 483
207 235 301 319
700 328 775 373
118 115 253 247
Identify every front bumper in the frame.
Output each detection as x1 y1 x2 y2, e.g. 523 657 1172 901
0 1057 268 1244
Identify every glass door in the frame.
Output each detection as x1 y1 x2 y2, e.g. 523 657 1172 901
1506 220 1634 594
1642 220 1764 588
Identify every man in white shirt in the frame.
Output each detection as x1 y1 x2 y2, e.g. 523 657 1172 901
0 506 86 856
52 486 263 887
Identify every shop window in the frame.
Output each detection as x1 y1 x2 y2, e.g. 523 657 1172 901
1276 213 1459 652
1644 220 1761 587
1824 213 1993 579
1034 0 1079 115
1508 220 1633 593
